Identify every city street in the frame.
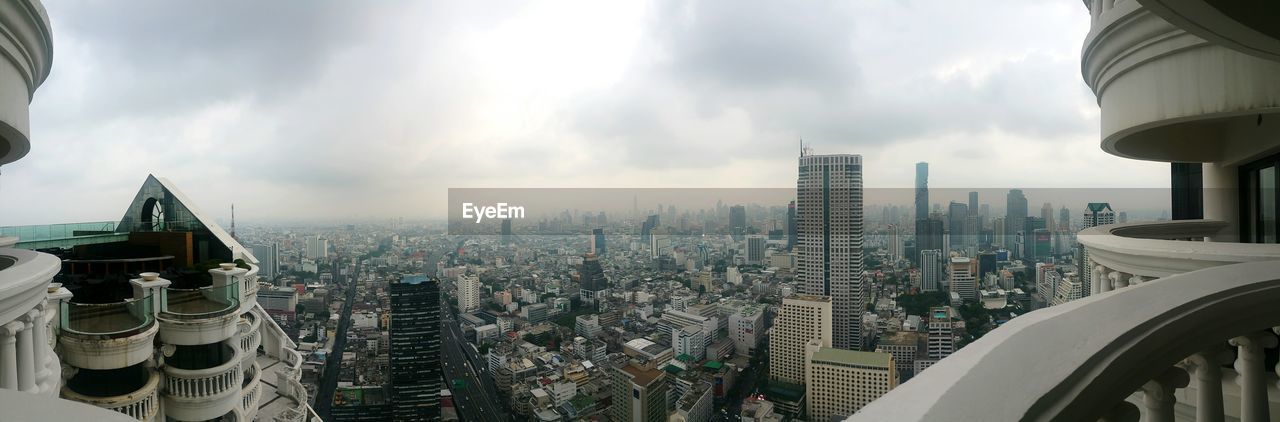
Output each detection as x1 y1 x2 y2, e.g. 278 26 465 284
313 258 359 419
443 297 508 422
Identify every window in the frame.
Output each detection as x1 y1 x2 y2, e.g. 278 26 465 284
1241 154 1280 243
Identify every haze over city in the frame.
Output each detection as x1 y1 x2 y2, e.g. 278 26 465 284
0 0 1169 225
1 1 1277 422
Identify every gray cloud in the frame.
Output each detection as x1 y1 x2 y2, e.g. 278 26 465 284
0 0 1165 224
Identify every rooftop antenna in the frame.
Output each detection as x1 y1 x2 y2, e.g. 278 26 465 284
800 136 813 157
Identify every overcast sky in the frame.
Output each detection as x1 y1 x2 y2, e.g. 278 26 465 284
0 0 1169 225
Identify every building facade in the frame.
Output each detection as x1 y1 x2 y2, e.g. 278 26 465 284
389 275 443 421
805 343 897 421
796 153 866 350
768 296 832 385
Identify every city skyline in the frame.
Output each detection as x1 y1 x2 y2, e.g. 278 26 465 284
0 0 1170 225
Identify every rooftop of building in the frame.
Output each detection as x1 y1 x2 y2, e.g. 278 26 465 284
619 364 664 388
810 347 893 368
878 330 924 346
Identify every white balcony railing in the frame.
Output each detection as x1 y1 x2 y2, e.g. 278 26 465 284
60 368 160 421
0 247 60 396
1079 220 1280 292
239 312 262 360
241 361 262 421
851 260 1280 421
163 359 241 401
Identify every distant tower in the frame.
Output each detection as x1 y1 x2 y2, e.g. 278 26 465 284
797 153 866 350
230 203 236 239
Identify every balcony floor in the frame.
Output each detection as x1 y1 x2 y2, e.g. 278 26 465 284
167 299 230 314
68 312 141 334
254 351 307 419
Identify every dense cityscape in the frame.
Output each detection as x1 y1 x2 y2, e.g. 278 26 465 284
2 1 1280 422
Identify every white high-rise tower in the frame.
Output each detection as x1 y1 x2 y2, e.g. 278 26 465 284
797 153 866 350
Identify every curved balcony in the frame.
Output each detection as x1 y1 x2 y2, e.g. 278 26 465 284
274 378 310 422
1078 220 1280 293
156 284 240 345
61 365 159 421
239 311 262 361
1081 0 1280 163
241 263 260 313
851 260 1280 421
0 0 54 166
162 342 242 421
57 297 156 370
0 247 57 334
0 247 59 394
242 360 262 422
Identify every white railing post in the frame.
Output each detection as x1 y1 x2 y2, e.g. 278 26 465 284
1183 349 1230 422
1141 367 1189 422
1230 332 1277 422
0 321 20 389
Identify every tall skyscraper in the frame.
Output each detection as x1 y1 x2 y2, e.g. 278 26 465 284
1079 203 1117 297
915 162 929 222
949 257 977 302
1041 203 1055 236
1059 206 1071 231
920 249 943 292
730 205 747 239
747 234 766 265
305 235 329 260
797 153 866 350
389 275 442 421
968 191 978 214
591 228 606 255
252 242 279 281
769 296 833 385
912 162 930 266
787 200 797 250
1021 217 1047 261
501 218 513 244
1005 189 1028 258
947 201 968 248
457 275 481 312
579 253 609 305
915 218 944 262
927 307 956 360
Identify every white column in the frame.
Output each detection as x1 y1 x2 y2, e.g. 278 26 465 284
15 315 33 393
1092 264 1104 294
1202 162 1239 242
1142 367 1189 422
1185 350 1230 422
0 322 19 389
1108 271 1124 290
27 308 47 386
1098 265 1112 293
1231 332 1276 422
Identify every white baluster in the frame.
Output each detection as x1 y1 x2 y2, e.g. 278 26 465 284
27 308 47 391
0 322 20 389
15 315 33 392
1184 349 1231 422
1097 265 1111 293
1142 367 1189 422
1108 271 1124 290
1230 332 1277 422
1128 275 1146 286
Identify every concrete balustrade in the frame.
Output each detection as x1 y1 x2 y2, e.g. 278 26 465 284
849 261 1280 421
